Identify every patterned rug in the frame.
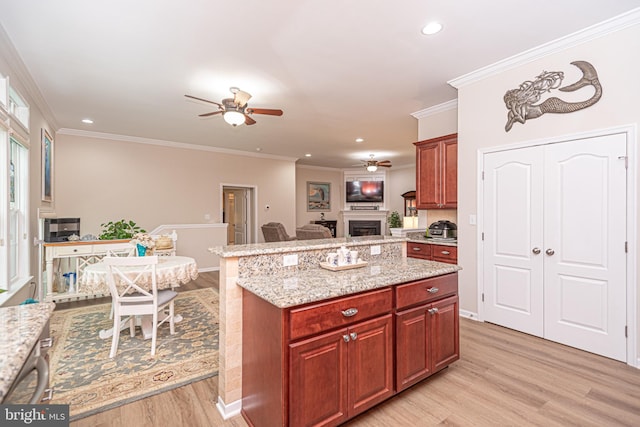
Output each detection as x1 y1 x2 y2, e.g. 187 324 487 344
48 287 219 420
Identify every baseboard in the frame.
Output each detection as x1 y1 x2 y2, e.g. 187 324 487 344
199 266 220 273
216 396 242 420
459 309 480 321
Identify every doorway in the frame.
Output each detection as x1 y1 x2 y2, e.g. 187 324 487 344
222 186 256 245
480 130 634 362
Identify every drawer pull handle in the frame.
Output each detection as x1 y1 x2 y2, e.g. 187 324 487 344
441 250 450 255
412 247 421 251
40 337 53 349
428 308 439 315
343 334 350 343
341 308 358 317
350 332 358 341
427 287 439 294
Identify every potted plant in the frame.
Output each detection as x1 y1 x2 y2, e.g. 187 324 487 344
388 211 402 236
98 219 146 240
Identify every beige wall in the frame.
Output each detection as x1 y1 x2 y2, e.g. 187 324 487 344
453 24 640 355
54 133 297 245
386 166 416 220
295 165 343 234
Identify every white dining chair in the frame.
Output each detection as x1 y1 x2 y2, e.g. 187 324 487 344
103 255 178 358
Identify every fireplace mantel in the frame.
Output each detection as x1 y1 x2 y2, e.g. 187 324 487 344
340 209 389 236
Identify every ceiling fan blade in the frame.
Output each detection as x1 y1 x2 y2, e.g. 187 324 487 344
184 94 223 108
379 164 392 168
198 111 223 117
244 114 257 125
377 161 392 166
246 108 283 116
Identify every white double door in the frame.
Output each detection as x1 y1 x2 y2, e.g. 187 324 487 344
482 133 627 361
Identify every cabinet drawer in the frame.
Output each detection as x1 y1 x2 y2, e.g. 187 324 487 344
53 245 93 256
407 242 432 260
289 288 392 340
395 273 458 310
431 245 457 264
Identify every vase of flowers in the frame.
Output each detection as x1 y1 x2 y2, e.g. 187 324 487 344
130 233 155 256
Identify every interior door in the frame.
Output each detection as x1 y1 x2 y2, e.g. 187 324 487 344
482 133 628 361
543 134 627 361
223 188 248 245
483 146 544 336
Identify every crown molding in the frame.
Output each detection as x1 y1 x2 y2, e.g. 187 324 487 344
448 7 640 89
0 23 59 130
296 163 342 172
56 128 299 163
411 99 458 119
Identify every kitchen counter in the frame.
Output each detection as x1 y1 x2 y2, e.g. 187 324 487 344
210 235 407 258
0 302 55 400
237 257 460 308
406 232 457 247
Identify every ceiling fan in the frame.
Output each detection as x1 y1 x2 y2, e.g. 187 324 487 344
185 87 283 126
358 155 392 172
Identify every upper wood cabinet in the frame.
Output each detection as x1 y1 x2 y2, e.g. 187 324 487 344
414 133 457 209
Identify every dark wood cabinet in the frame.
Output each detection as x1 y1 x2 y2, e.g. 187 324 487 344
407 242 457 264
313 220 337 238
395 274 459 392
415 134 457 209
242 273 458 427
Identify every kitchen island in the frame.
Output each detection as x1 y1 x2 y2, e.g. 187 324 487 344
210 236 461 424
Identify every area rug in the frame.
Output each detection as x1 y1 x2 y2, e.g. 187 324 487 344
48 287 219 421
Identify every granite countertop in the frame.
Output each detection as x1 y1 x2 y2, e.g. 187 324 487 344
237 257 461 308
0 302 56 401
405 232 457 247
210 235 408 258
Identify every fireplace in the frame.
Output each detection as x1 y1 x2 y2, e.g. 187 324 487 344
349 220 382 237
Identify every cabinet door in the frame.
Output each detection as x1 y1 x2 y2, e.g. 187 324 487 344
415 141 441 209
289 328 349 427
430 295 460 373
441 139 457 208
395 305 431 391
348 314 394 418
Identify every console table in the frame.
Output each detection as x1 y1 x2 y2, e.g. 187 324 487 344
313 220 337 237
42 240 133 302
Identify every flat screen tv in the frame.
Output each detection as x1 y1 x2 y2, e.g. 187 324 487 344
346 180 384 203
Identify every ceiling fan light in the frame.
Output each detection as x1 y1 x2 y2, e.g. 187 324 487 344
223 110 245 126
367 165 378 172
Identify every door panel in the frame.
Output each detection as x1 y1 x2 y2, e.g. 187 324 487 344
543 134 627 361
483 133 627 362
483 147 544 336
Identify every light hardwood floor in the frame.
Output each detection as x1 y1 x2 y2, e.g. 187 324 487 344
66 272 640 427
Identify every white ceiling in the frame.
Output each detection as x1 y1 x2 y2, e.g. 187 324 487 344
1 1 638 169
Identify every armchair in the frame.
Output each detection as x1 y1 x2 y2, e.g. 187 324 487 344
261 222 297 242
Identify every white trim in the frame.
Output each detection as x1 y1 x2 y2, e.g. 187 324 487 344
296 164 342 172
216 396 242 420
477 124 637 367
56 128 299 163
148 223 228 233
198 266 219 273
459 309 480 321
449 7 640 89
411 99 458 119
220 184 259 244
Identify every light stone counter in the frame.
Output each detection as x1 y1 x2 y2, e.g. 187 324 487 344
236 257 461 308
406 232 458 247
0 302 56 401
209 235 407 258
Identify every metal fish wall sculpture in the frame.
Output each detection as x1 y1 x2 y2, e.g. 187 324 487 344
504 61 602 132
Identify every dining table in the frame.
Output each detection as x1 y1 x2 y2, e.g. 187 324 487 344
78 255 199 340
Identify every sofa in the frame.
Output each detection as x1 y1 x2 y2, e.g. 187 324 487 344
295 224 333 240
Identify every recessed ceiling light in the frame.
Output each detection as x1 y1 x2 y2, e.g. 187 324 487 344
256 147 262 152
82 118 94 124
355 138 364 143
421 21 443 35
305 153 312 157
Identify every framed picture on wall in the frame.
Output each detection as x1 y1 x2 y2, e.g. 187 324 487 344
41 129 53 202
307 182 331 211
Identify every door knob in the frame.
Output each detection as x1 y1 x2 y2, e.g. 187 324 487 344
532 247 541 254
546 248 555 256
